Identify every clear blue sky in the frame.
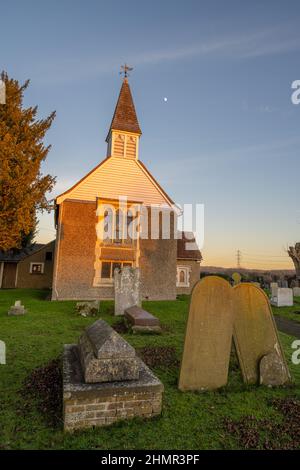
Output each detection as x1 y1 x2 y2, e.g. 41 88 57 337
2 0 300 269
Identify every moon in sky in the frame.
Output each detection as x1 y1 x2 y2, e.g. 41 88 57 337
163 97 168 102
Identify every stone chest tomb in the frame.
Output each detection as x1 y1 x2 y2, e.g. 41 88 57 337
63 319 164 431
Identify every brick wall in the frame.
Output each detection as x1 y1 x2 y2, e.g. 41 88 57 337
64 390 163 431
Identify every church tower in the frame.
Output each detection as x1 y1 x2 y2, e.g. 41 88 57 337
106 72 142 160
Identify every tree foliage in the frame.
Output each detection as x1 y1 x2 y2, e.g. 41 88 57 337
0 71 56 251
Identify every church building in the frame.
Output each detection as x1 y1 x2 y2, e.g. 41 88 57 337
52 72 201 300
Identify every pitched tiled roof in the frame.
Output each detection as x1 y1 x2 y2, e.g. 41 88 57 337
177 232 202 260
106 79 142 140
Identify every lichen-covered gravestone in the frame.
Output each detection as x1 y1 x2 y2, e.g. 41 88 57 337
78 320 139 383
178 276 291 392
178 276 233 391
233 283 291 385
114 266 141 316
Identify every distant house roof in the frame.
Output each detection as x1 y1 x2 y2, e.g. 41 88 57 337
177 232 202 261
0 241 54 263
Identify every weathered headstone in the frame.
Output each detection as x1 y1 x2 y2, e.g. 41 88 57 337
270 282 278 298
8 300 26 316
78 320 139 383
271 288 293 307
233 283 291 385
178 276 233 391
114 266 141 316
293 287 300 297
125 306 161 333
75 301 100 317
259 351 290 386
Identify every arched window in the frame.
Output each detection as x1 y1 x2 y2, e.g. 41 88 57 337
177 266 190 287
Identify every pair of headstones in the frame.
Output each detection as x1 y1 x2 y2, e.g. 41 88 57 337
179 276 291 391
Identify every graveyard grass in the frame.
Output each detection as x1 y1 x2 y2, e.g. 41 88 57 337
0 289 300 450
272 296 300 323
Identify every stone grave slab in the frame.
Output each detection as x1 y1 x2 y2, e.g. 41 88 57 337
78 320 139 383
125 306 161 333
178 276 233 391
233 283 291 385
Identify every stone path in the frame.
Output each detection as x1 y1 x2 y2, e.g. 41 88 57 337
275 316 300 339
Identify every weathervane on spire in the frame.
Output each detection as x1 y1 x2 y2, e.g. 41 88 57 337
120 63 133 79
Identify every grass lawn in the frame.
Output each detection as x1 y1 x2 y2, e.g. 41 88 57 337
272 296 300 323
0 289 300 450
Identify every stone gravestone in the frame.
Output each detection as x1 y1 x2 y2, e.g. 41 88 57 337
79 320 139 383
125 306 161 333
178 276 233 391
270 282 278 298
293 287 300 297
114 266 141 316
8 300 26 316
271 288 293 307
63 319 164 431
233 283 291 385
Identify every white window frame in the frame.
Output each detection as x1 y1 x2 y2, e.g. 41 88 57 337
98 261 133 285
30 262 44 274
176 266 190 287
102 207 137 245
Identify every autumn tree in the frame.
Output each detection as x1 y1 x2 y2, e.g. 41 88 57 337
0 72 56 251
